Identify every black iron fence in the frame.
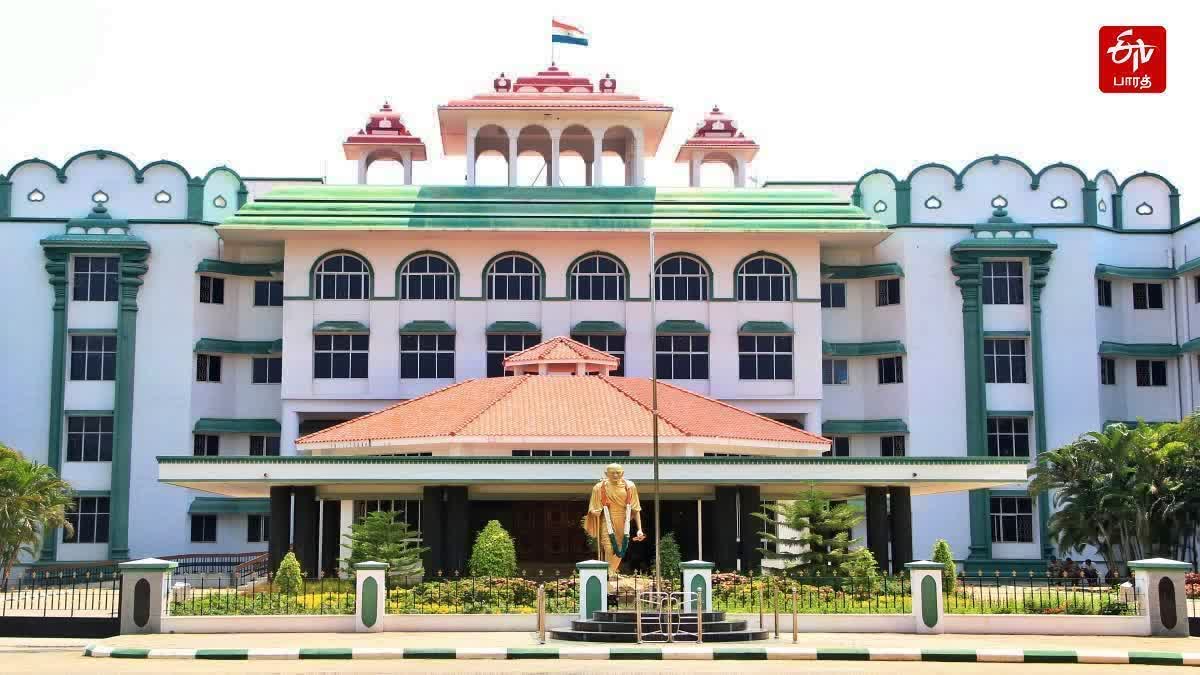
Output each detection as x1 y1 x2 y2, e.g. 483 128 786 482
384 571 579 614
711 572 912 614
946 573 1141 615
161 552 266 576
167 575 354 616
0 572 120 618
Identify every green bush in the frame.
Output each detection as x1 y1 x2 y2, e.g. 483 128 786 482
931 539 957 593
468 520 518 577
839 548 881 598
658 532 682 581
275 551 303 595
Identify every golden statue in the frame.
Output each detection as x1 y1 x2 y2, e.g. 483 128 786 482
583 463 645 573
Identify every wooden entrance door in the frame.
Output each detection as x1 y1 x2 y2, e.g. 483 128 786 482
512 501 589 564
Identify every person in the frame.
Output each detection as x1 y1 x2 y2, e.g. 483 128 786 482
584 463 646 574
1047 556 1062 579
1082 559 1100 585
1062 557 1079 585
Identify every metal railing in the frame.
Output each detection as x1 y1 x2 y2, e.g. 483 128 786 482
383 571 578 614
0 572 120 618
635 590 702 643
167 574 354 616
711 572 912 614
230 552 270 583
160 552 266 576
946 572 1140 615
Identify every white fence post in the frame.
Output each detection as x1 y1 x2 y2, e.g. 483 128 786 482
577 560 609 620
905 560 945 634
354 561 387 633
118 558 177 634
681 560 713 612
1129 558 1190 637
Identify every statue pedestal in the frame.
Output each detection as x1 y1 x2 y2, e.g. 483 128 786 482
576 560 609 620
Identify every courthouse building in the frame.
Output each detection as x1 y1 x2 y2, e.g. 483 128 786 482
1 63 1192 576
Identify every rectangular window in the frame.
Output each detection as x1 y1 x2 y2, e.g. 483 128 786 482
314 334 369 379
252 357 282 384
72 256 118 302
655 334 710 380
881 435 906 457
196 353 222 382
877 356 903 384
249 435 280 456
199 275 225 304
400 334 455 379
572 334 626 376
1194 277 1200 304
875 278 901 306
982 261 1024 305
253 280 283 307
1135 359 1167 387
66 415 113 462
822 358 849 385
193 434 219 457
353 499 421 531
821 436 850 457
247 514 270 543
63 496 109 544
1101 357 1117 385
990 496 1034 543
1133 282 1164 310
190 514 217 543
1097 279 1113 307
820 282 846 308
485 333 541 378
983 339 1027 384
987 417 1031 457
738 335 793 380
69 335 116 381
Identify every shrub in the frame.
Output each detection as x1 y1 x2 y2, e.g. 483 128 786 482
931 539 957 593
839 547 881 598
275 551 303 595
468 520 518 577
658 532 682 581
342 510 427 583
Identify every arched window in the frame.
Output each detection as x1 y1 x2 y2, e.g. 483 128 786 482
314 253 371 300
486 254 542 300
736 255 792 301
399 253 456 300
655 255 709 301
569 254 625 300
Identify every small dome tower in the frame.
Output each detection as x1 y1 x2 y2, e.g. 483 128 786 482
674 106 760 187
343 102 429 184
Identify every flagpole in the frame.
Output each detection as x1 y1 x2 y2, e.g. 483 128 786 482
649 228 661 594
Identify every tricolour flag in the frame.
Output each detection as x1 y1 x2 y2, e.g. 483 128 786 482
552 19 588 46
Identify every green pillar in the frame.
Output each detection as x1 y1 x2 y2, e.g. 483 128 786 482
1029 254 1053 559
894 180 912 225
1082 183 1098 226
951 255 990 560
39 250 71 562
108 250 148 560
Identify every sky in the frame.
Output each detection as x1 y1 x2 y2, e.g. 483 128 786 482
1 1 1196 200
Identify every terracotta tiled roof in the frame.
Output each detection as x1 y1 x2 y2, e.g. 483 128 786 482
503 336 619 367
296 375 828 447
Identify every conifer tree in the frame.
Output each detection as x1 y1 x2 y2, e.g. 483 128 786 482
754 485 864 577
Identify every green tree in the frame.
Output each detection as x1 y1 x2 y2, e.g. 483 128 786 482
839 547 880 597
468 520 517 577
658 532 682 582
341 510 427 582
931 539 957 593
754 485 864 576
0 444 75 585
275 551 303 594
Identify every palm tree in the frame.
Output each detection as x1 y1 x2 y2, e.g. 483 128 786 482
0 444 75 585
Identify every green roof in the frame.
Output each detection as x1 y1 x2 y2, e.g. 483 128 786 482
657 320 709 334
193 418 281 434
194 338 282 355
1095 264 1174 280
822 341 906 357
822 419 909 435
821 263 903 279
571 321 625 335
1099 341 1180 358
196 259 282 277
399 320 455 334
1177 257 1200 276
188 497 270 514
950 237 1057 253
486 321 539 334
740 321 792 334
1182 338 1200 353
217 185 884 233
313 321 369 333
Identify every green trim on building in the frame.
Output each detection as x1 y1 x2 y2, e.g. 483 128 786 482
306 249 376 300
571 320 624 335
399 320 455 334
820 419 909 435
187 497 270 514
480 250 547 301
1181 338 1200 353
734 250 799 300
313 321 369 334
822 340 905 357
656 319 709 334
1176 256 1200 276
395 250 461 300
739 321 792 334
64 409 114 417
982 330 1030 339
987 410 1035 418
564 250 631 300
1098 342 1180 358
66 327 118 335
1094 264 1175 280
1105 419 1173 428
486 321 540 334
193 418 281 434
820 262 904 279
195 259 282 277
194 338 281 355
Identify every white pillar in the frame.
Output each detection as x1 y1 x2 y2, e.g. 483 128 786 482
689 156 702 187
592 132 604 186
507 130 519 187
465 127 477 186
356 157 369 185
549 130 561 187
577 560 609 620
905 560 946 634
681 560 713 612
402 151 413 185
734 157 747 188
118 558 176 634
339 499 354 576
585 162 593 186
354 561 388 632
1129 558 1190 637
632 130 645 186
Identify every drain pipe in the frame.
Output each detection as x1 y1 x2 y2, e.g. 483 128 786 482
1171 246 1186 420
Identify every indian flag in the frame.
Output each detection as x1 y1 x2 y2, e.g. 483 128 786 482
552 19 588 46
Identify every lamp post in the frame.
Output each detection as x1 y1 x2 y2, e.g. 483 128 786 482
649 228 662 593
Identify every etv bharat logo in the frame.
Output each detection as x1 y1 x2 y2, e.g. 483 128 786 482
1100 26 1166 93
